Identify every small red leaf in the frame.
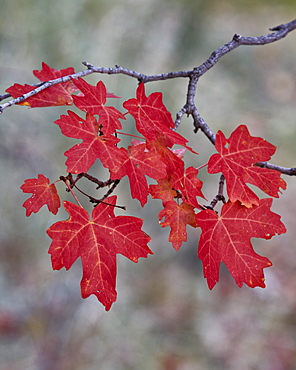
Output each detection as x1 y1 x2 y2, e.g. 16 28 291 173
173 166 205 208
72 78 124 135
208 125 286 207
20 174 60 216
149 178 177 204
159 201 197 250
6 63 77 107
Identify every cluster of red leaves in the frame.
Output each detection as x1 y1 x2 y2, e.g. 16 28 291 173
18 64 286 310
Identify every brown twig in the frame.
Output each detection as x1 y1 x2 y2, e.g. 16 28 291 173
209 175 226 209
60 174 124 209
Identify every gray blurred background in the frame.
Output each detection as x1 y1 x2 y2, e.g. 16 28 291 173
1 1 296 369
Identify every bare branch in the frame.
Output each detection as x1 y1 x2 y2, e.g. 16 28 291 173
191 107 216 144
173 18 296 135
0 20 294 182
194 18 296 79
83 62 191 83
255 162 296 176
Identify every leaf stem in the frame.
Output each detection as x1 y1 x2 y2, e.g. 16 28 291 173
116 131 145 141
196 162 208 171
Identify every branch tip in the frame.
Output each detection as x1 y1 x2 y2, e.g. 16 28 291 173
269 24 284 32
233 33 241 41
82 61 95 70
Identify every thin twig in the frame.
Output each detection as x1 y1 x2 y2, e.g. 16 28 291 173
209 175 226 209
60 174 124 208
70 172 116 189
94 179 121 206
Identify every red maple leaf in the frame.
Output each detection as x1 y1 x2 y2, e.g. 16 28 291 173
149 178 178 204
6 63 77 107
149 167 205 208
146 136 185 180
195 198 286 289
110 140 167 206
123 83 194 150
55 111 126 174
20 174 61 216
208 125 286 207
172 166 205 208
159 201 197 250
72 78 125 135
46 196 152 310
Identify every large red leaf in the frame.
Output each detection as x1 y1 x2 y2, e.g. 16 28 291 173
159 201 197 250
55 111 126 173
46 196 152 310
72 78 125 135
6 63 77 107
20 174 60 216
110 140 167 206
208 125 286 207
196 198 286 289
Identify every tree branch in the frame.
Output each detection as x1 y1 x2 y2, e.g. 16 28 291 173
1 18 295 115
175 18 296 139
255 162 296 176
209 174 226 209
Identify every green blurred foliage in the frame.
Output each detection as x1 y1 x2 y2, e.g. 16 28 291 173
1 1 296 369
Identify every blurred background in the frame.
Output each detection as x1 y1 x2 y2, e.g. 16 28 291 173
1 1 296 369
